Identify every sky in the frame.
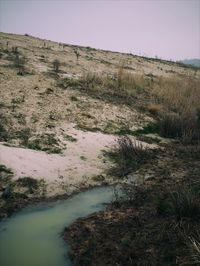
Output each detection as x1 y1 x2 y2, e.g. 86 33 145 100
0 0 199 61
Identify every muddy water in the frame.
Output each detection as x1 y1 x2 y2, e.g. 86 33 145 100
0 186 114 266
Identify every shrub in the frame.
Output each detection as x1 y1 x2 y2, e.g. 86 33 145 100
184 235 200 265
152 76 200 143
106 136 152 177
18 128 31 146
148 103 162 115
158 112 183 138
0 165 13 174
158 112 200 143
13 54 26 75
52 59 60 73
170 188 200 221
12 46 19 54
0 124 8 141
74 49 80 61
16 177 39 193
157 184 200 221
177 230 200 266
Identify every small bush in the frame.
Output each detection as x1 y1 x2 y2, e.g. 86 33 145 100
64 134 77 142
148 103 162 115
12 46 19 54
0 124 9 141
70 96 78 101
158 112 200 142
158 113 183 138
0 165 13 174
13 54 26 75
16 177 39 193
157 184 200 221
18 128 31 146
152 76 200 144
52 59 60 73
106 136 152 177
74 49 80 61
177 230 200 266
170 189 200 221
184 235 200 265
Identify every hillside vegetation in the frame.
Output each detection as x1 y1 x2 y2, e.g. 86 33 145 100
0 33 200 265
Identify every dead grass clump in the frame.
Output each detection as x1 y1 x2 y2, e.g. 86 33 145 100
59 64 148 106
13 54 26 75
18 127 31 146
16 177 39 193
117 61 147 95
148 103 162 116
106 136 152 177
151 76 200 143
0 124 8 141
52 59 61 73
170 188 200 221
176 226 200 266
158 112 200 142
183 235 200 266
157 183 200 221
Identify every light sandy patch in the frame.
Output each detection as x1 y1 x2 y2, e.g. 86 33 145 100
0 123 157 197
0 128 116 196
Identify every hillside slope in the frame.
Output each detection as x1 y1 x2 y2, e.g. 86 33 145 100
0 32 200 219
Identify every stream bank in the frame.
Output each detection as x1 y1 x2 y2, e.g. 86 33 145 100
64 144 200 266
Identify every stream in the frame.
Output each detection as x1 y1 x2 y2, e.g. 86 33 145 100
0 186 114 266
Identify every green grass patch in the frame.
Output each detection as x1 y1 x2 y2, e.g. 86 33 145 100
132 123 159 136
64 134 77 142
0 164 13 174
80 155 87 161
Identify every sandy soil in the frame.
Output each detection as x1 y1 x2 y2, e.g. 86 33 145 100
0 124 116 196
0 32 199 201
0 122 157 197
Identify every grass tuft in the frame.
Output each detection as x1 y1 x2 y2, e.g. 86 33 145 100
106 136 153 177
156 183 200 221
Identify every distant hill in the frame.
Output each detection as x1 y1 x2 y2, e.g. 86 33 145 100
179 59 200 68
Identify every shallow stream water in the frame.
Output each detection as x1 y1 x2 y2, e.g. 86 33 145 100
0 186 114 266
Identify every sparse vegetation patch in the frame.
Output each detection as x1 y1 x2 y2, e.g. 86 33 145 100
105 136 154 177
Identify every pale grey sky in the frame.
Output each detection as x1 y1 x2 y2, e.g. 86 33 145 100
0 0 199 60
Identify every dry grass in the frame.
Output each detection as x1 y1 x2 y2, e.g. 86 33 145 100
151 76 200 143
59 63 149 106
183 236 200 266
147 103 163 115
80 71 200 144
176 227 200 266
153 76 200 114
170 188 200 221
156 181 200 221
105 136 152 177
